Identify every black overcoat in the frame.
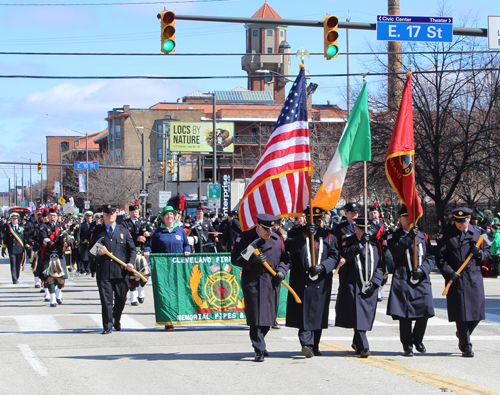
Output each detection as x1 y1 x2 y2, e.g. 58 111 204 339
437 225 489 322
231 228 289 327
387 228 435 319
89 224 136 281
285 226 339 330
335 236 384 331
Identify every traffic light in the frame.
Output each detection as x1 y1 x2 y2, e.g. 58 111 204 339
37 162 42 174
160 161 165 174
324 15 339 59
158 10 175 53
167 159 174 174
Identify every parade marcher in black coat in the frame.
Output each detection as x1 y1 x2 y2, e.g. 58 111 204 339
89 204 136 335
224 211 242 251
335 217 385 358
387 205 435 356
2 213 27 284
286 207 339 357
333 202 361 254
77 211 94 274
437 207 490 357
231 213 290 362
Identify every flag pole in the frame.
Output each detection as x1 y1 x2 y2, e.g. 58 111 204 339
364 160 368 277
413 156 418 269
308 167 316 266
297 50 316 268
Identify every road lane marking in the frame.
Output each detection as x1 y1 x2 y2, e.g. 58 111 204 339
18 344 48 376
321 341 500 395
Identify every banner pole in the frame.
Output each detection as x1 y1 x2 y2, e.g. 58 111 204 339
412 154 418 268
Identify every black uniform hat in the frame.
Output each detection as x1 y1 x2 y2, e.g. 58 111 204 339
48 208 57 214
368 205 380 214
230 210 238 217
398 205 408 217
102 204 117 214
344 202 361 213
304 206 326 217
256 213 278 229
197 205 205 211
354 217 372 229
451 207 473 223
129 204 140 212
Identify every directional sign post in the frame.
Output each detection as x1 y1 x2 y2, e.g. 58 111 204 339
377 15 453 42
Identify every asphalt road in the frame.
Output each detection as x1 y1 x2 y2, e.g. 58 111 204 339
1 256 500 395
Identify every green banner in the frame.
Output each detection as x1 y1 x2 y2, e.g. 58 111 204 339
150 253 288 325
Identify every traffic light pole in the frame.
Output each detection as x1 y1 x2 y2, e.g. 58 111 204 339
174 14 487 37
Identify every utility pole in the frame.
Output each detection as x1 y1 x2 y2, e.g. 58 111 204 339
388 0 403 110
212 92 217 185
142 133 146 216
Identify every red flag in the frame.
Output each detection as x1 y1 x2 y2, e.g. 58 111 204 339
239 67 312 231
385 72 423 226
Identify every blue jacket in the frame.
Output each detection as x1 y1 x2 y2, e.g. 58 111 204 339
144 226 191 254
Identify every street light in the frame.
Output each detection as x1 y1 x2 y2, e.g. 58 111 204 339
255 69 294 83
27 151 43 205
18 156 32 206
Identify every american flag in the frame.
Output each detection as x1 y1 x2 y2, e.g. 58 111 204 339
239 67 312 231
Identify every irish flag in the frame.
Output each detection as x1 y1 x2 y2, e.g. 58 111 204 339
312 83 371 210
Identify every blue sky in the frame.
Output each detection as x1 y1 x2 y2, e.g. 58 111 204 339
0 0 495 193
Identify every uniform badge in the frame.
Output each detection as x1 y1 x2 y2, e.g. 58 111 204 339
342 241 346 246
236 237 241 243
175 235 181 240
387 234 392 240
120 233 124 239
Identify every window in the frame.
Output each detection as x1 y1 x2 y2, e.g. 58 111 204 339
157 148 163 162
267 30 273 36
115 149 121 158
267 47 273 54
115 125 121 140
280 31 284 37
253 30 258 36
157 124 163 133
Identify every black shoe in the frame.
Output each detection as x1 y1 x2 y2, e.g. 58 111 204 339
403 348 414 357
263 350 269 357
49 303 57 307
113 322 121 331
313 349 322 356
351 343 360 355
35 284 41 288
39 289 45 293
101 329 112 335
164 325 174 331
91 273 95 278
13 280 19 284
359 349 371 358
301 345 314 358
415 343 426 353
56 298 62 305
462 350 474 358
138 297 144 304
131 301 139 306
44 297 50 302
272 321 280 329
254 351 265 362
377 297 382 302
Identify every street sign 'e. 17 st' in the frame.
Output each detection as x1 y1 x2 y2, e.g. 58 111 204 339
74 161 99 170
377 15 453 43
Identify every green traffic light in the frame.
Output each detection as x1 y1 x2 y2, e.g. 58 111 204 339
163 40 175 52
326 45 338 57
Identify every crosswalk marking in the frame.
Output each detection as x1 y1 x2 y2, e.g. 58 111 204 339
282 335 500 342
13 315 63 332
